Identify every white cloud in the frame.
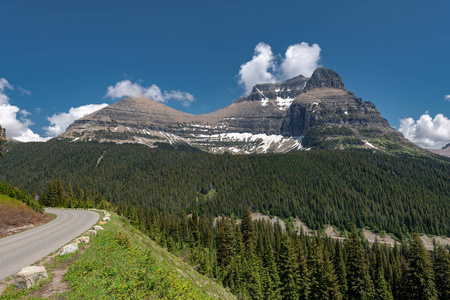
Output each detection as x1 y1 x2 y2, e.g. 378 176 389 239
0 78 13 104
238 42 322 94
238 42 277 94
399 113 450 149
280 42 321 80
0 78 47 142
105 80 195 106
17 86 32 96
45 103 109 137
445 95 450 101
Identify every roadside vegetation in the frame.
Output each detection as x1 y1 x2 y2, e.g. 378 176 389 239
0 194 52 238
1 212 235 300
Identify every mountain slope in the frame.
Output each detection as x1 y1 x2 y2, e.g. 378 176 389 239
59 68 425 155
1 141 449 237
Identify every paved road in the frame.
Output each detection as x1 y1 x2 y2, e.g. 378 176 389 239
0 208 99 282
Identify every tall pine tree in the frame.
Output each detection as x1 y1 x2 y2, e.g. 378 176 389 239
433 244 450 300
345 224 375 300
402 233 437 300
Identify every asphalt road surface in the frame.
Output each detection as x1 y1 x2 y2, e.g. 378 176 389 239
0 208 99 282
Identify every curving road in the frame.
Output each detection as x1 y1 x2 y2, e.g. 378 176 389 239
0 208 99 282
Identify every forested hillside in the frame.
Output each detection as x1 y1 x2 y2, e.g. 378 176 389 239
1 140 449 238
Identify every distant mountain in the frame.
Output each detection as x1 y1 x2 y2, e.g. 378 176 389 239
6 136 21 143
58 68 425 155
429 143 450 158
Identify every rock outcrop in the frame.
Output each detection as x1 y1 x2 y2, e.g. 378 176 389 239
14 266 48 289
60 243 78 255
75 236 90 244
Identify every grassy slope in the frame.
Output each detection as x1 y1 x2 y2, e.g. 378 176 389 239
63 213 235 299
1 212 234 300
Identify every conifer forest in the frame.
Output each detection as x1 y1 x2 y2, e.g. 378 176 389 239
1 140 450 299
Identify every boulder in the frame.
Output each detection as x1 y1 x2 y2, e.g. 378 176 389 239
75 236 90 244
102 216 111 222
104 212 111 217
14 266 48 289
60 243 78 255
93 225 104 231
86 230 97 235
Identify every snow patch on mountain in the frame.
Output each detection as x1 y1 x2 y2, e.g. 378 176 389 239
194 132 303 153
276 97 294 110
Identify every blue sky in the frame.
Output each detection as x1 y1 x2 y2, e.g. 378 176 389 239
1 0 449 147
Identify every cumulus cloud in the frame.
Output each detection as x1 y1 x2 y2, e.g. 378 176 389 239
280 43 321 80
105 80 195 107
238 42 321 94
445 95 450 101
45 103 109 137
399 113 450 149
238 42 277 94
0 78 47 142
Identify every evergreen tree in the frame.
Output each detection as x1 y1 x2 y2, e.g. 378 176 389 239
334 241 348 296
391 243 403 300
309 239 342 300
262 241 282 300
402 233 437 300
373 245 394 300
279 235 302 300
0 125 6 160
243 242 263 299
434 244 450 300
345 224 374 300
295 235 311 300
374 266 393 300
189 210 201 263
241 205 254 252
217 222 230 267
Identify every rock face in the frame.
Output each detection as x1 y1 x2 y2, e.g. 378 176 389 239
304 68 346 92
58 68 424 155
14 266 48 289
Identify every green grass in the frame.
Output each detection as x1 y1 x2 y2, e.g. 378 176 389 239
62 214 234 299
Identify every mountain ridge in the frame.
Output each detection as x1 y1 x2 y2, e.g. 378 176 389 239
59 68 426 155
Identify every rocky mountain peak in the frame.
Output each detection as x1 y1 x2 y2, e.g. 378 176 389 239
235 74 309 103
304 68 346 92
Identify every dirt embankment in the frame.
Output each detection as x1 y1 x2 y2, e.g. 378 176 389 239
0 197 53 238
213 212 286 230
